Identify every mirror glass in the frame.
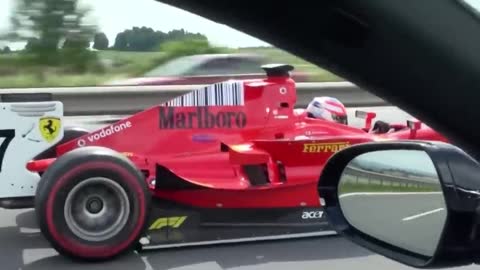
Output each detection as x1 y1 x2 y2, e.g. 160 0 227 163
338 150 447 257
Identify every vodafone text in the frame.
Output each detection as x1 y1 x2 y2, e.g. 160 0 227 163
77 121 132 147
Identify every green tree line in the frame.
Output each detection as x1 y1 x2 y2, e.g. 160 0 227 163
6 0 209 53
108 27 208 51
22 27 209 53
2 0 216 74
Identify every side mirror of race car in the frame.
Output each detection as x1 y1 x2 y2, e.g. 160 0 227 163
318 140 480 268
355 110 377 131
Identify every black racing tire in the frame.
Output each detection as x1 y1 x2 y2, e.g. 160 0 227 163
34 146 151 262
33 127 90 160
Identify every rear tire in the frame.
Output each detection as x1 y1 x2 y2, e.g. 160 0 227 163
35 146 151 261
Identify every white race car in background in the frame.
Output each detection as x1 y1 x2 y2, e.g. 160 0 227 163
0 98 65 206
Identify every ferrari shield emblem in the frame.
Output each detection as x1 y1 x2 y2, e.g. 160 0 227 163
39 117 61 143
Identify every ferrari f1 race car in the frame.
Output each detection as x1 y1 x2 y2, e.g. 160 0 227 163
0 64 447 261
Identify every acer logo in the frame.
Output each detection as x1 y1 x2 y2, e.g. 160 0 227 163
302 211 324 219
159 107 247 129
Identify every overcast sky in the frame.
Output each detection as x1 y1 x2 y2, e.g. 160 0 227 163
0 0 271 49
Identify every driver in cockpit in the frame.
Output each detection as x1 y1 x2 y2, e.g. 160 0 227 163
300 96 396 133
304 96 348 125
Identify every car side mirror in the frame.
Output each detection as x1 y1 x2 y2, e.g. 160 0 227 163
318 140 480 268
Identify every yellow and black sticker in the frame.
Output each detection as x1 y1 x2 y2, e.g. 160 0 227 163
149 216 187 230
303 142 350 153
39 116 61 143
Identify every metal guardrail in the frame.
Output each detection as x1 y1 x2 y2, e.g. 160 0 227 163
0 82 387 116
342 166 439 190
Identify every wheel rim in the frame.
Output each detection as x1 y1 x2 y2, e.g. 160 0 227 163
64 177 130 242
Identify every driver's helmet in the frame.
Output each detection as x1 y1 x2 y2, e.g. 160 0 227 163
306 96 348 125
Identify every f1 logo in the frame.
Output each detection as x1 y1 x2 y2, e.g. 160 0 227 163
149 216 187 230
302 211 324 219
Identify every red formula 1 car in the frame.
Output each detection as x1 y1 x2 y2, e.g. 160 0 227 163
0 64 448 261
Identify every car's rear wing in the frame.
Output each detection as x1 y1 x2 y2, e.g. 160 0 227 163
406 119 422 139
355 110 377 131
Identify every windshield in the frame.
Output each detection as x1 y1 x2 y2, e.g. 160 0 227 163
0 0 464 269
460 0 480 13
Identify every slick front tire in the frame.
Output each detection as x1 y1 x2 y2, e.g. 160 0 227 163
34 146 151 261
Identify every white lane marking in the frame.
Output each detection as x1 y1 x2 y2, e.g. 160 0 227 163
338 192 442 198
140 256 155 270
402 208 445 221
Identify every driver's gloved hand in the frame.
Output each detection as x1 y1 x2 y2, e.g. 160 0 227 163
372 120 391 133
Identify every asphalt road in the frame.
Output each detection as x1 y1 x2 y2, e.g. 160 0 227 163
2 106 477 269
339 192 446 257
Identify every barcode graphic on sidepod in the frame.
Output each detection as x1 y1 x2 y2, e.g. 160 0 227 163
165 81 244 107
